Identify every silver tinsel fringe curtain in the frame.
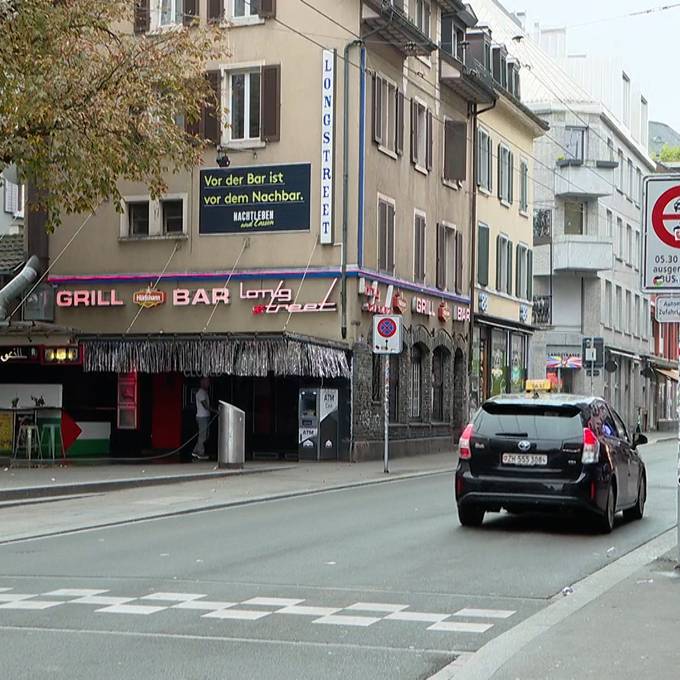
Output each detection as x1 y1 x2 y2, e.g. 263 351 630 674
83 338 351 379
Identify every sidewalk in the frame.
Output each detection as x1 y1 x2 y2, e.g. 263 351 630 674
488 550 680 680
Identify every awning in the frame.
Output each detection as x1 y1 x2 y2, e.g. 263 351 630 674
656 368 679 382
608 348 641 361
82 336 351 379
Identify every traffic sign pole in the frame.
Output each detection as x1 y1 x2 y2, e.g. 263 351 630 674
384 356 390 474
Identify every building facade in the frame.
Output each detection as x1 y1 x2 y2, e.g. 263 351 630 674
9 0 502 462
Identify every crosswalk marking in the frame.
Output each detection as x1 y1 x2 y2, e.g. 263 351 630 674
0 600 63 610
173 600 237 611
70 596 134 606
385 611 449 623
242 597 305 607
428 621 494 633
96 604 168 615
345 603 409 613
44 589 109 598
141 593 205 602
0 594 35 602
313 614 381 627
203 609 271 621
275 605 340 617
454 608 516 620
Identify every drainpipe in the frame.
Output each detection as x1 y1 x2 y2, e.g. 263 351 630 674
0 255 41 320
469 98 497 416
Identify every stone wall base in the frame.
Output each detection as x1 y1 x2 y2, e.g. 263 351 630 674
352 436 454 463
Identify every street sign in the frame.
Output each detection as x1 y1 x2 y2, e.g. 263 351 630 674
643 175 680 291
581 337 604 369
372 314 403 355
655 296 680 323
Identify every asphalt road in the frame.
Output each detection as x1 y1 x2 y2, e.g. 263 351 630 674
0 440 676 680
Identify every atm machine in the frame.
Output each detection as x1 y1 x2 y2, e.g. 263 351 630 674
298 388 339 461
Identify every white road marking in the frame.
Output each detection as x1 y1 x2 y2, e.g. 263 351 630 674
203 609 271 621
0 594 35 602
173 600 237 611
0 588 13 592
345 602 409 613
141 593 205 602
70 596 135 606
0 600 63 610
275 605 341 617
242 597 304 607
313 615 381 627
453 608 516 619
43 589 109 597
428 621 494 633
96 604 168 615
385 611 449 623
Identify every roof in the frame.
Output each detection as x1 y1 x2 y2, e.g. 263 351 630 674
484 393 594 408
0 235 25 275
649 120 680 157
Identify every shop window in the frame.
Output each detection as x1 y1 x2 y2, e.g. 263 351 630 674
510 334 526 393
410 345 423 419
162 199 184 234
128 201 150 236
117 373 138 430
490 330 508 396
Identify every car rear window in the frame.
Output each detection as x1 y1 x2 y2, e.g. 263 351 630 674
475 403 584 439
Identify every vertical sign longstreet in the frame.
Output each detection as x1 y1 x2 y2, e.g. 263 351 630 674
642 175 680 565
320 49 336 245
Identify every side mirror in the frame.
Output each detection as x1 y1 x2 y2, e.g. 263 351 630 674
633 433 648 448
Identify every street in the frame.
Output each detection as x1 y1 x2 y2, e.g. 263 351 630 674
0 439 676 680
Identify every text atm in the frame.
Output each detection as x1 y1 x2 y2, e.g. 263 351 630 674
298 388 339 461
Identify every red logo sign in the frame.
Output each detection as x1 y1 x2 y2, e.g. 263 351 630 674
133 289 166 309
652 185 680 248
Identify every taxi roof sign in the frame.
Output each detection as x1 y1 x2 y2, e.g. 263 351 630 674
525 379 552 393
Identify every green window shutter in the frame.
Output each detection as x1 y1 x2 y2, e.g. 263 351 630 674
478 224 489 287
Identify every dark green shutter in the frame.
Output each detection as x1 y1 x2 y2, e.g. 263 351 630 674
527 250 533 300
507 240 513 295
478 224 489 287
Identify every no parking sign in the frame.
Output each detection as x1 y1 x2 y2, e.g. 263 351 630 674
643 175 680 290
372 315 403 354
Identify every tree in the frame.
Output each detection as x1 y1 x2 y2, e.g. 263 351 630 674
658 145 680 162
0 0 224 229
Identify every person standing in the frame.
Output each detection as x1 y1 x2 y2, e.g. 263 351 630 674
192 378 212 461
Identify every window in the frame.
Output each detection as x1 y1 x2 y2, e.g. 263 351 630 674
625 290 632 333
371 354 382 402
565 201 585 235
565 126 585 162
634 295 640 336
634 230 640 270
642 299 649 338
162 200 184 234
477 128 493 192
443 119 467 182
377 197 396 273
604 280 613 328
411 100 432 171
627 159 634 199
515 244 530 300
496 234 512 294
414 212 426 283
617 150 624 191
160 0 183 26
232 0 258 18
622 73 631 127
615 286 622 331
373 75 404 155
616 217 624 259
128 202 150 236
606 209 613 239
437 224 462 293
230 70 261 141
414 0 431 39
626 224 633 265
636 168 642 204
498 144 513 203
641 97 649 147
410 345 423 419
441 16 465 62
607 137 614 162
478 223 490 286
519 159 529 213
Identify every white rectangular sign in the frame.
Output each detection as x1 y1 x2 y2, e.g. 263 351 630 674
655 296 680 322
372 315 403 355
643 175 680 291
320 49 335 245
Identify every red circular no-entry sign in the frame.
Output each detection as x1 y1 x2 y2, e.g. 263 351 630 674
377 317 397 339
652 185 680 248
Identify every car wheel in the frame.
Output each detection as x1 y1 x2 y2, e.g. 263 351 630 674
624 473 646 521
598 484 616 534
458 504 485 527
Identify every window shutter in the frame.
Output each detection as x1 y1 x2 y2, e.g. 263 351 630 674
396 90 404 155
498 144 503 199
201 71 222 144
259 0 277 18
455 231 463 294
184 0 198 25
527 250 533 300
488 137 493 193
507 240 513 295
372 75 383 146
134 0 150 34
426 109 433 171
476 130 482 186
207 0 223 22
478 225 489 287
378 201 387 271
436 224 445 290
496 235 502 290
414 217 421 280
387 204 395 273
444 120 467 182
261 64 281 142
509 152 514 204
515 245 521 298
411 100 418 165
4 181 18 214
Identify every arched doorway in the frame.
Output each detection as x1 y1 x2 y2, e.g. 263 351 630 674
453 348 466 429
432 346 451 422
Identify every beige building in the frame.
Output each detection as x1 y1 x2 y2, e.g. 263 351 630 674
9 1 507 462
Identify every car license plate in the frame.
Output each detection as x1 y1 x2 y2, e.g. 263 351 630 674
502 453 548 467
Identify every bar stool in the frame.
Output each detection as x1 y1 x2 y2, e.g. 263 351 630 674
16 423 43 465
41 423 64 462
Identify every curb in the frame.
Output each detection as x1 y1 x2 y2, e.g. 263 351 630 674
0 466 456 545
0 465 290 503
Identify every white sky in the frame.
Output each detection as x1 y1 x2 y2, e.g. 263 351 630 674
501 0 680 133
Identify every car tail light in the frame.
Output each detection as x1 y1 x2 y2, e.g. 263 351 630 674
582 428 600 464
459 423 474 460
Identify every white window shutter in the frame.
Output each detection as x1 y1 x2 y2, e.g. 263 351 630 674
3 181 19 215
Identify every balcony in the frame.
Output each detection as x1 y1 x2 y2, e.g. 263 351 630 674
439 53 496 105
533 295 552 326
554 160 616 199
552 234 614 274
362 0 437 56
